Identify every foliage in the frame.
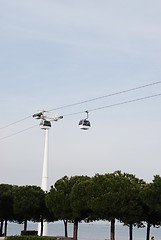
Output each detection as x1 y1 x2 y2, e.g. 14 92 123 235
118 172 145 240
89 172 128 240
2 172 161 240
12 185 46 230
0 184 13 220
47 175 91 240
140 175 161 240
119 172 145 224
21 231 38 236
0 184 14 236
46 176 72 222
70 176 91 221
89 172 123 220
7 236 57 240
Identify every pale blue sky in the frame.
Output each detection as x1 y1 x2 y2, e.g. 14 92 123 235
0 0 161 187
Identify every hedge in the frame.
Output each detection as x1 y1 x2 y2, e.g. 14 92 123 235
21 231 38 236
7 236 57 240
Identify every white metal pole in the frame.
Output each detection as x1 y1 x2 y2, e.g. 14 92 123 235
41 129 49 192
38 128 49 236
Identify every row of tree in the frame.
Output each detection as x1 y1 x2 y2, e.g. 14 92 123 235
0 171 161 240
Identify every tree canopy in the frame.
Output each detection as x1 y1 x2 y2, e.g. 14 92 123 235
1 172 161 240
13 185 46 231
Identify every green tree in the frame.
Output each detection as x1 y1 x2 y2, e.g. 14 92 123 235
70 176 91 240
46 176 72 237
47 175 90 240
0 184 13 236
13 185 46 231
119 173 145 240
90 172 125 240
140 175 161 240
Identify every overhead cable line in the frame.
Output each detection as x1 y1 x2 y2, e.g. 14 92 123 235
0 80 161 130
0 115 31 130
0 124 37 141
48 81 161 112
63 93 161 117
1 92 161 141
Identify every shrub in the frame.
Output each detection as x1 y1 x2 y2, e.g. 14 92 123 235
7 236 57 240
21 231 38 236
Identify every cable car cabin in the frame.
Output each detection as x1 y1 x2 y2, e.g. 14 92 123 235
78 119 91 130
40 120 51 130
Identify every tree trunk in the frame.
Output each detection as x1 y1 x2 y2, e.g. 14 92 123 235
24 219 27 231
73 220 78 240
110 218 115 240
0 219 4 236
40 217 43 236
146 222 151 240
63 220 68 237
4 220 7 237
129 223 133 240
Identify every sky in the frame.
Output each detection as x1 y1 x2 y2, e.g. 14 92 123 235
0 0 161 188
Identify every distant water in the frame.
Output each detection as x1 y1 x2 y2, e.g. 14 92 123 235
6 221 161 240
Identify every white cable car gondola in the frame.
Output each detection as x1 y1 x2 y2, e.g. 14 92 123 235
40 120 51 130
78 111 91 130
